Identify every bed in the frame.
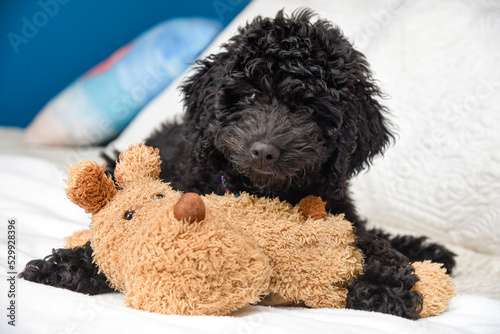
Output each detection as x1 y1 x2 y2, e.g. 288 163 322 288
1 0 500 333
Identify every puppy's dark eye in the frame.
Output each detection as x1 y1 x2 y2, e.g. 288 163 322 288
244 92 256 103
156 194 164 199
124 211 134 220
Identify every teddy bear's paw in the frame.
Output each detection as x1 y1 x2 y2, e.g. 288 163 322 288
259 293 303 307
64 229 91 248
411 261 455 318
299 286 348 309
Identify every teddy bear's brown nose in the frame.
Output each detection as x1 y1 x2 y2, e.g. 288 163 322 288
173 193 206 224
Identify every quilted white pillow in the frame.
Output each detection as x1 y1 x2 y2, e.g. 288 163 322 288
349 0 500 255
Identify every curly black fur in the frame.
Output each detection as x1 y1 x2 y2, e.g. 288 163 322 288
377 230 456 274
346 232 423 319
22 9 455 318
19 242 115 295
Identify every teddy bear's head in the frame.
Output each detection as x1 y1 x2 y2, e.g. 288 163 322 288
65 144 272 315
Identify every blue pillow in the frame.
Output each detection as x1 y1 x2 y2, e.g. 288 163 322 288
23 17 222 146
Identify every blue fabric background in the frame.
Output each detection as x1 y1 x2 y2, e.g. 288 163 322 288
0 0 250 127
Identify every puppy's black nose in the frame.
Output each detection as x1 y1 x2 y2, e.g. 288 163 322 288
250 142 280 166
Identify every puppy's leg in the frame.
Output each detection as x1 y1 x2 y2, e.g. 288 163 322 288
369 229 456 274
388 234 456 274
346 233 423 320
327 196 456 274
19 241 114 295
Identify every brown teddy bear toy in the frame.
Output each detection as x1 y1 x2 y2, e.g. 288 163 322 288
62 144 454 317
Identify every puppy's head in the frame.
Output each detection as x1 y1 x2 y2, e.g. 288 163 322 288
182 9 393 197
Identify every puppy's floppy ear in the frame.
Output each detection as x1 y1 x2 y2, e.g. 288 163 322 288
180 58 217 127
180 55 230 159
348 77 394 174
323 48 394 198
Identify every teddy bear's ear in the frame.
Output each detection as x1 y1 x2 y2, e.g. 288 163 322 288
298 196 327 220
65 161 117 214
114 143 161 187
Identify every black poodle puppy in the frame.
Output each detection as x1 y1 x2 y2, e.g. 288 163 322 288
21 9 454 319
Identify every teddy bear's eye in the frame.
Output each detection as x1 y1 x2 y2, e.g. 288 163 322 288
156 194 164 199
124 211 135 220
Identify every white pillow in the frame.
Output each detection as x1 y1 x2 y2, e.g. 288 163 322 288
349 0 500 255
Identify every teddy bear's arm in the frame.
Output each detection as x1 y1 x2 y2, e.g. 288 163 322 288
411 261 455 318
65 229 91 248
297 286 349 309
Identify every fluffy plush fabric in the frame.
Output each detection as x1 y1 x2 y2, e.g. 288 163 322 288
411 261 455 318
64 229 90 248
65 162 116 214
